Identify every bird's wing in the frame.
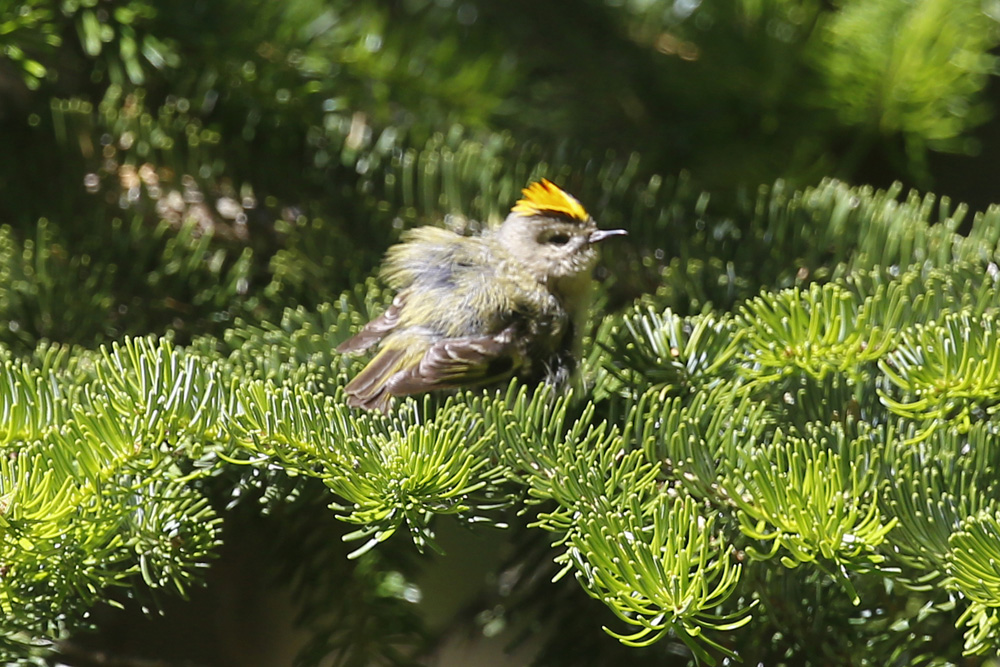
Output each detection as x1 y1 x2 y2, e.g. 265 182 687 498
338 228 491 355
336 294 405 354
344 324 522 411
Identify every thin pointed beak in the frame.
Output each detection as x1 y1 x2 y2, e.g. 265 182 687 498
588 228 628 244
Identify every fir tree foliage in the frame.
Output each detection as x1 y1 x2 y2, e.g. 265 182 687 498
5 177 1000 663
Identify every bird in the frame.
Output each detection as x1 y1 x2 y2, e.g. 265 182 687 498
337 179 627 411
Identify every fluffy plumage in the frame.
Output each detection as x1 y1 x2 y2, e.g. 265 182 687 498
337 180 626 411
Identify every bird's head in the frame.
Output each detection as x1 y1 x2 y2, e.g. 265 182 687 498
496 179 627 285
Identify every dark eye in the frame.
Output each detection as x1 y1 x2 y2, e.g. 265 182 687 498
547 233 571 245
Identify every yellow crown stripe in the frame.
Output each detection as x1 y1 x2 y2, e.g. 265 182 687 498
511 179 589 221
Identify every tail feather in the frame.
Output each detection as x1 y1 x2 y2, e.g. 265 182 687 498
343 343 422 412
345 388 395 412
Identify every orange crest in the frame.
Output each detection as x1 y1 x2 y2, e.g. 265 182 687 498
511 179 589 222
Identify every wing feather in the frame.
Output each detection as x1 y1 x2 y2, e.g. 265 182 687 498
341 227 527 411
385 326 520 396
336 294 405 354
344 325 521 411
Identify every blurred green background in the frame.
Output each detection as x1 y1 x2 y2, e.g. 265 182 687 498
4 0 1000 352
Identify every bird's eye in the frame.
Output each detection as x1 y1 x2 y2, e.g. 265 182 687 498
547 233 571 245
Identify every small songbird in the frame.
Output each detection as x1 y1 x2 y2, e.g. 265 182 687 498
337 179 627 411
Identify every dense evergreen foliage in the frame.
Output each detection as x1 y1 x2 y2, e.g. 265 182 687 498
3 0 1000 665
